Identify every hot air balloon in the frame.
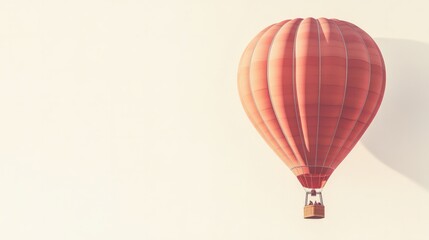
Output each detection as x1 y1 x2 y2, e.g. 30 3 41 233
237 18 386 219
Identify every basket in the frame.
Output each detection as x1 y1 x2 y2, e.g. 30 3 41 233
304 205 325 219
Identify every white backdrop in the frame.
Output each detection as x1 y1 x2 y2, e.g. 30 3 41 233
0 0 428 239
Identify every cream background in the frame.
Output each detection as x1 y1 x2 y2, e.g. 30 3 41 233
0 0 428 239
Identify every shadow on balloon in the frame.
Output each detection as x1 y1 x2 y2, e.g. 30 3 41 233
361 38 429 191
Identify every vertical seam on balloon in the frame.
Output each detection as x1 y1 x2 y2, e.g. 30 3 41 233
332 25 385 160
267 20 304 170
248 23 292 166
315 19 322 189
319 20 348 181
327 21 372 169
291 19 310 188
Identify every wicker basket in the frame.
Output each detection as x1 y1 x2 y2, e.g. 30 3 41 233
304 205 325 219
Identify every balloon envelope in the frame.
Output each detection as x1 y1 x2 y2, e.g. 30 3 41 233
238 18 385 189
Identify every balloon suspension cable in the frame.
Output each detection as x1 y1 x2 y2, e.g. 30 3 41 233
304 189 323 205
